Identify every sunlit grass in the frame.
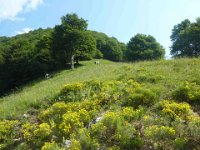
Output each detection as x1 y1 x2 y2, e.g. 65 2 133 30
0 60 128 119
1 58 200 119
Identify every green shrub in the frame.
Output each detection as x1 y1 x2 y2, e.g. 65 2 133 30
58 82 86 102
159 100 192 120
123 88 158 108
174 138 188 150
41 141 64 150
90 111 143 149
59 112 84 137
136 73 164 83
68 139 81 150
78 129 99 150
121 107 144 121
145 125 175 141
172 82 200 104
187 117 200 137
0 120 20 149
15 142 30 150
22 123 51 147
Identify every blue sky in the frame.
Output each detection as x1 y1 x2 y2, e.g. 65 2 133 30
0 0 200 57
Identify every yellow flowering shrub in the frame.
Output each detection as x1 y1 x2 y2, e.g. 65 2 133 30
59 111 84 136
68 139 81 150
41 141 64 150
172 81 200 104
90 111 143 149
121 107 144 121
0 120 19 149
78 108 91 125
122 88 158 108
22 122 52 148
58 82 86 102
159 100 192 120
39 102 68 122
34 123 51 138
6 79 200 149
145 125 175 140
62 82 85 93
21 123 37 141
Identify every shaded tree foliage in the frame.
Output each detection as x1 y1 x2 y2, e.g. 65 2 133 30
0 13 97 94
0 28 54 95
90 31 125 61
171 18 200 57
126 34 165 61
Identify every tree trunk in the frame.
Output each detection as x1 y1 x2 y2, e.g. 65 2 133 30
71 55 74 69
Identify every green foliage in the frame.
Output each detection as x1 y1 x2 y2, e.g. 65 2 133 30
174 138 188 150
187 117 200 137
2 58 200 149
77 129 99 150
126 34 165 61
41 141 64 150
21 122 52 147
145 125 175 140
0 28 54 95
171 18 200 57
0 120 19 149
52 13 96 65
158 100 191 120
61 13 88 31
121 107 144 122
172 81 200 104
122 87 159 108
90 31 125 61
90 111 143 149
68 139 81 150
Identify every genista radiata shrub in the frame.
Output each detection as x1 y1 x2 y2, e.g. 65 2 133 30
0 79 200 149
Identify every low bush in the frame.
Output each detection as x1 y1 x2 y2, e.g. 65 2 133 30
158 100 192 121
0 120 20 149
172 82 200 104
122 88 159 108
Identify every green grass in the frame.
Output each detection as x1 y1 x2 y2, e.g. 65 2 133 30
0 60 128 119
1 58 200 119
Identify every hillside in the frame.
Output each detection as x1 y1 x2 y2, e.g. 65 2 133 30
1 58 200 149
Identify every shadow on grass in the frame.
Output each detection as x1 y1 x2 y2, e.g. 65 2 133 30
0 63 85 98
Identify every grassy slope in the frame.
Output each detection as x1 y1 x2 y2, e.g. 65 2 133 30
1 58 200 119
0 60 128 119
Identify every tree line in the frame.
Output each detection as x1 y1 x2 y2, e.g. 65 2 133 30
2 13 199 95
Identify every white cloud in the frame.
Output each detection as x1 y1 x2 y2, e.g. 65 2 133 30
0 0 43 21
25 0 43 12
16 27 33 34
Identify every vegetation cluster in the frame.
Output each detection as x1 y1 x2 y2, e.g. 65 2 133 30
1 74 200 149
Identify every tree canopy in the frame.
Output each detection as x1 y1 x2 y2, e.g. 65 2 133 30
52 13 96 65
90 31 125 61
125 34 165 61
170 18 200 57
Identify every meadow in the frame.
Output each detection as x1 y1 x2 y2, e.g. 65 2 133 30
0 58 200 149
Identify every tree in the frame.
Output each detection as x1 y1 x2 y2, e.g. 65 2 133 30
126 34 165 61
66 30 96 64
90 31 124 61
61 13 88 31
170 18 200 57
102 38 123 61
0 28 54 95
52 13 96 67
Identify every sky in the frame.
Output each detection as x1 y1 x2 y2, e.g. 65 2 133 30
0 0 200 57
